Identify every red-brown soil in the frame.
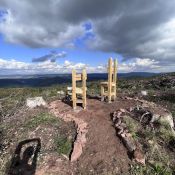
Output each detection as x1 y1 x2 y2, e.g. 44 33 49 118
43 97 139 175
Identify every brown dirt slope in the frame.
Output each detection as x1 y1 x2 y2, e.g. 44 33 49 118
48 98 138 175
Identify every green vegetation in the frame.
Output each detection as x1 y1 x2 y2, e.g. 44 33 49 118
130 163 173 175
87 81 101 95
0 73 175 174
24 112 58 128
126 119 175 174
123 117 140 139
0 85 69 118
172 111 175 119
54 135 72 156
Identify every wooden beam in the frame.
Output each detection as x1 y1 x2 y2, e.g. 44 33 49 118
82 69 87 109
113 59 117 100
72 69 76 110
76 74 82 81
108 58 112 103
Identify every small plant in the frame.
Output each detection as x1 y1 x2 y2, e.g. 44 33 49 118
54 136 72 156
172 110 175 119
156 123 175 142
24 112 58 128
130 163 172 175
123 117 140 138
150 163 172 175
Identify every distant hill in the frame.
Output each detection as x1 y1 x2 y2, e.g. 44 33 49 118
0 72 158 88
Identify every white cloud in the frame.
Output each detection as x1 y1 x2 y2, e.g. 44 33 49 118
0 58 93 75
0 0 175 72
119 58 160 72
0 57 171 75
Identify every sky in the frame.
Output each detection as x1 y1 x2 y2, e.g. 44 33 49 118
0 0 175 75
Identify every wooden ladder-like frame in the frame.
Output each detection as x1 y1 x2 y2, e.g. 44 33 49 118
100 58 117 103
67 69 87 110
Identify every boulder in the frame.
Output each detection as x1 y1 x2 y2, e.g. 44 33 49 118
57 90 65 95
134 148 145 165
26 97 47 108
141 91 147 96
159 112 175 134
70 141 83 162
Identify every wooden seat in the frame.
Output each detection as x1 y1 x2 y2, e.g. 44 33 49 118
66 69 87 110
100 81 116 86
100 58 117 103
67 87 87 96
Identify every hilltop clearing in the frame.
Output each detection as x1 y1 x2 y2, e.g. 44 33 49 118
0 73 175 174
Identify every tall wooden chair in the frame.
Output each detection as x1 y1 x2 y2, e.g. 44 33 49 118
100 58 117 103
67 69 87 110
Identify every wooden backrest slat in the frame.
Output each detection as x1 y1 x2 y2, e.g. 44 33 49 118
76 74 82 81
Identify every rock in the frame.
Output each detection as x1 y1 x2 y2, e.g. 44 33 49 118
159 112 175 133
70 141 83 162
150 114 161 123
120 133 136 152
26 97 47 108
148 140 154 144
141 91 147 96
134 148 145 165
119 108 126 113
57 90 65 95
49 101 88 162
130 100 175 134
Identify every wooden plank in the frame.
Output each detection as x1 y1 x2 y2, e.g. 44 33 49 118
113 59 117 100
76 87 83 94
82 69 87 109
101 85 105 96
100 81 108 85
108 58 112 103
72 69 76 110
76 99 83 103
76 74 82 81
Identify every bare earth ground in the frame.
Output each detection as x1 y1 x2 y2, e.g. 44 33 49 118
39 97 139 175
2 95 174 174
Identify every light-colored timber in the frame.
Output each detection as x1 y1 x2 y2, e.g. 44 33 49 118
67 69 87 110
100 58 117 103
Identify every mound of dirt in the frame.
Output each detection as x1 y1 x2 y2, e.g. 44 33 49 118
47 98 138 174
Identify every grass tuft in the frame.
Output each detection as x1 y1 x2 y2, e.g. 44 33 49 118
123 116 140 139
54 136 72 156
24 112 58 128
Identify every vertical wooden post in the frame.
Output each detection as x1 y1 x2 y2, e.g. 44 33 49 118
82 69 87 109
108 58 112 103
101 86 104 101
113 59 117 100
72 69 76 110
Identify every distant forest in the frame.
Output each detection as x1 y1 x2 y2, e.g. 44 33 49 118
0 72 157 88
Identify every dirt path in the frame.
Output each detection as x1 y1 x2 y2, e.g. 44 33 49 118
74 99 131 174
47 98 138 174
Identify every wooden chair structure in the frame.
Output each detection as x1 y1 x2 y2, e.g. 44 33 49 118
100 58 117 103
67 69 87 110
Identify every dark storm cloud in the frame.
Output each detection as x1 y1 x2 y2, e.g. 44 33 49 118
89 0 175 58
32 51 67 62
0 0 175 69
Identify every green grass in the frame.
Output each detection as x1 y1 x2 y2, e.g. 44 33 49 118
0 85 68 113
172 111 175 119
123 116 140 139
156 124 175 142
130 163 173 175
54 136 72 156
24 112 58 128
